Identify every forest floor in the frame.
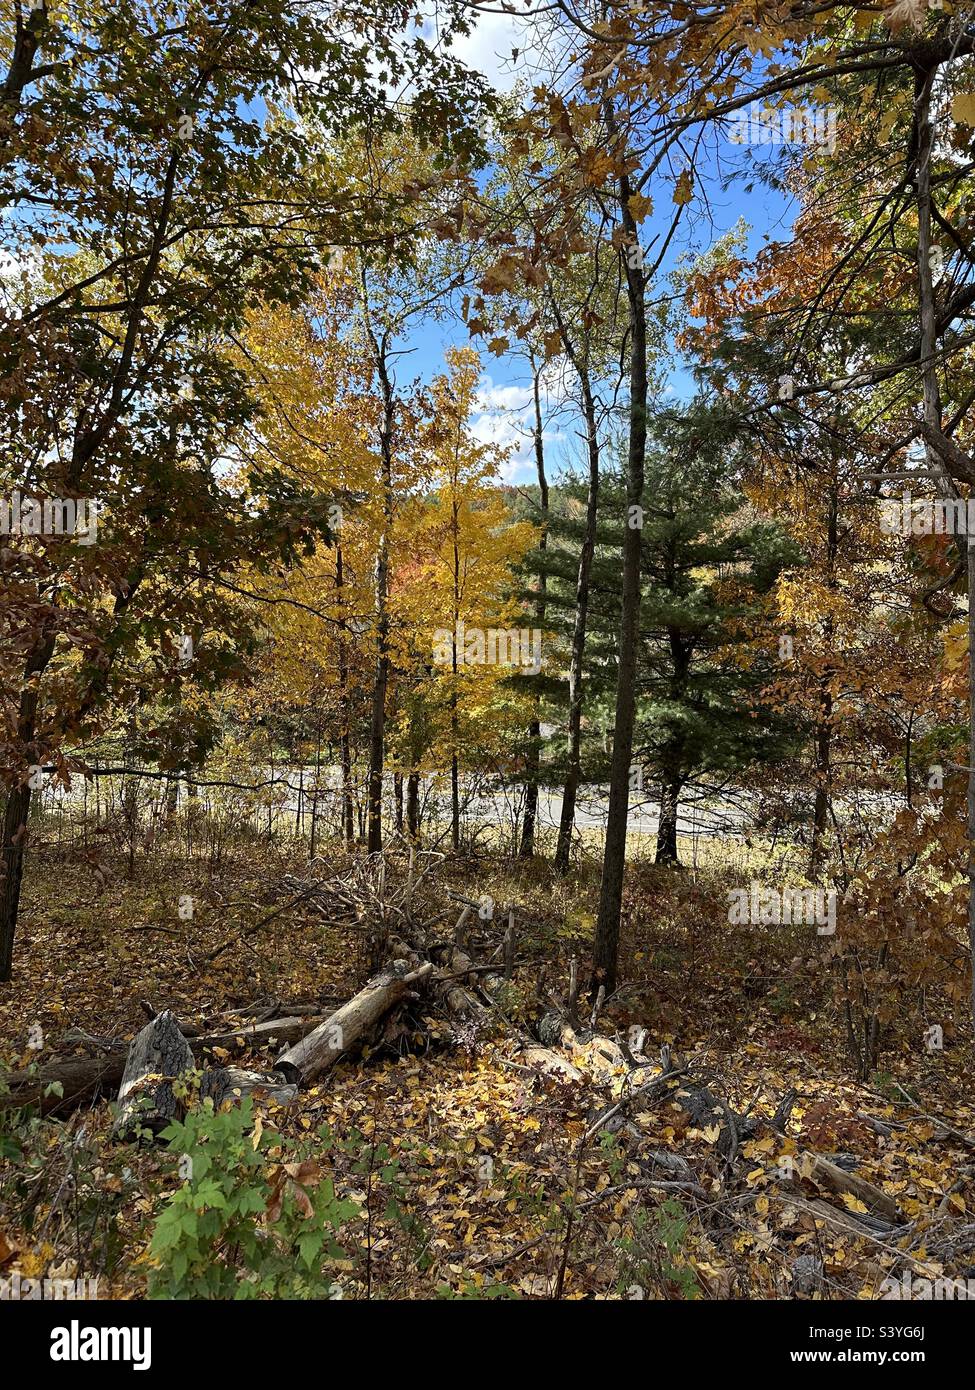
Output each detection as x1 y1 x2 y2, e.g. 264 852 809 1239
1 824 974 1300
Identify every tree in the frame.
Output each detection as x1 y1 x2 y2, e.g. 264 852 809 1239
631 411 798 864
401 347 536 852
0 0 491 978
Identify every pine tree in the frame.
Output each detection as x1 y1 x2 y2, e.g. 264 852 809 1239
632 408 800 864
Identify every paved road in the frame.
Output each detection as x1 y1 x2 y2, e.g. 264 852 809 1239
41 766 763 839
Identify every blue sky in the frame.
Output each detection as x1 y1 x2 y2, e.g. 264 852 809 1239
400 9 803 486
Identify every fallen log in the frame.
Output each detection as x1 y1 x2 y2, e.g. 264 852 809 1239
235 998 340 1018
276 960 432 1085
193 1015 328 1054
4 1054 128 1116
800 1151 901 1225
519 1046 585 1083
8 943 447 1116
427 944 489 1018
115 1014 303 1133
791 1195 901 1242
199 1066 297 1109
3 1014 326 1115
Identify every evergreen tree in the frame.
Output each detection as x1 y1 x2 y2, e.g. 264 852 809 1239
633 408 799 863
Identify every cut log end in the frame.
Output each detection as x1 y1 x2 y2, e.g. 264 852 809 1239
113 1010 195 1136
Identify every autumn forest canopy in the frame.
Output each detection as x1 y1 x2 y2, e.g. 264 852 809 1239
3 0 975 1327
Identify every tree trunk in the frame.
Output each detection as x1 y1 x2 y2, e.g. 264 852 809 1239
520 365 549 859
968 531 975 1037
363 294 395 857
592 159 647 996
912 68 975 1032
121 713 140 880
335 545 355 847
450 747 460 853
810 476 838 877
309 722 322 859
366 555 389 857
340 731 354 846
0 781 33 982
555 380 600 874
654 778 681 865
520 721 540 858
810 736 830 877
406 771 420 841
450 485 463 854
0 630 57 981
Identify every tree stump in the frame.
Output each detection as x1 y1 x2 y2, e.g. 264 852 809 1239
114 1010 194 1135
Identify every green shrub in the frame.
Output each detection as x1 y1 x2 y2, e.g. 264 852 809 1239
148 1097 362 1299
616 1198 698 1300
0 1058 133 1277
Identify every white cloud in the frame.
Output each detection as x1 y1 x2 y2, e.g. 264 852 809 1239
472 365 577 480
475 380 534 413
471 409 527 450
472 370 533 475
470 409 537 483
447 7 532 92
498 452 530 485
471 407 571 483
